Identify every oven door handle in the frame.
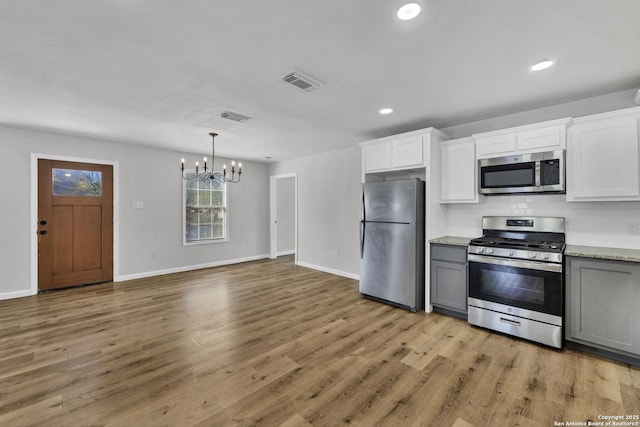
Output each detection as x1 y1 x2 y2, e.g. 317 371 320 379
468 254 562 273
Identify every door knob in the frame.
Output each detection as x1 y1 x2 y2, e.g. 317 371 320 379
39 230 47 235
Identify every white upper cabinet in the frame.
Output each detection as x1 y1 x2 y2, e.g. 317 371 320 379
567 107 640 201
364 140 392 172
474 118 570 159
475 133 516 157
360 128 449 176
440 137 479 203
392 135 424 169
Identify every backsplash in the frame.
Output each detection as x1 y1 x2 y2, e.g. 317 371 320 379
447 195 640 249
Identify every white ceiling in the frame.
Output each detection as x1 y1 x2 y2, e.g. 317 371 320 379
1 0 639 162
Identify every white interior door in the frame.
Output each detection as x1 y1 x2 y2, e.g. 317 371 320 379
270 173 298 262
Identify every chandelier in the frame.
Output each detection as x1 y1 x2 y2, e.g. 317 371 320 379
180 132 242 183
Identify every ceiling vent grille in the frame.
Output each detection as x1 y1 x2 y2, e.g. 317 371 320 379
219 111 252 123
282 70 324 92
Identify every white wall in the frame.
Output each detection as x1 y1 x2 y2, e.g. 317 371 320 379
0 125 270 299
441 88 640 248
269 145 361 279
275 177 295 255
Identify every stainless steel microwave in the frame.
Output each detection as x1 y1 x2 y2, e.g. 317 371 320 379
478 150 565 195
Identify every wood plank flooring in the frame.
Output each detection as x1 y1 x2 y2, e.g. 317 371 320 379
0 256 639 426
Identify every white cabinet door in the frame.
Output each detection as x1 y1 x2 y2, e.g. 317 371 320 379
476 134 516 157
392 135 424 169
364 141 392 172
474 118 569 159
568 114 640 200
517 126 564 151
440 137 478 203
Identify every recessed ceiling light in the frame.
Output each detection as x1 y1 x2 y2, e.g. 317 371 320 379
379 108 394 115
530 60 555 71
396 3 422 21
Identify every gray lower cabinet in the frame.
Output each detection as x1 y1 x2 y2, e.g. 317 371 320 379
430 244 468 315
566 256 640 358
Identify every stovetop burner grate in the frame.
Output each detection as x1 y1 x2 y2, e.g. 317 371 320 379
469 236 564 252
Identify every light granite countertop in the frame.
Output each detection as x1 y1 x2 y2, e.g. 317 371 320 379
428 240 640 262
429 236 473 247
565 244 640 263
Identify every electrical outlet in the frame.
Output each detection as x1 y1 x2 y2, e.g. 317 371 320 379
631 223 639 236
331 250 339 259
151 251 158 260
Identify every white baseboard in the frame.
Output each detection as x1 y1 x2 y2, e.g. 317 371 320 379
296 261 360 281
0 289 33 301
116 254 271 282
276 250 295 256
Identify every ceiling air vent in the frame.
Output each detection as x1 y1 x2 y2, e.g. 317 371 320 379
282 70 324 92
219 111 252 123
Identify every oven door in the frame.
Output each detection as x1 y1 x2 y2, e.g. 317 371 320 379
468 254 562 317
479 159 538 194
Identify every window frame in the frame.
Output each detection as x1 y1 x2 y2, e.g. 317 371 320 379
182 171 229 246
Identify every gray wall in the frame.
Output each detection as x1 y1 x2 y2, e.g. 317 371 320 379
269 145 361 278
275 177 295 254
0 125 270 298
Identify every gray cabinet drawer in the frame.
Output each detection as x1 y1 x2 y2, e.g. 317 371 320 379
431 244 467 263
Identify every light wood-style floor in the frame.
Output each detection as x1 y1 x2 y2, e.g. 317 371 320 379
0 256 638 426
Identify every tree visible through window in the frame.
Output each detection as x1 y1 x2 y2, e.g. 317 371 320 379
184 174 227 243
52 169 102 197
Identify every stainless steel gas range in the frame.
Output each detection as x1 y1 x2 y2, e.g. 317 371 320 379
467 216 566 348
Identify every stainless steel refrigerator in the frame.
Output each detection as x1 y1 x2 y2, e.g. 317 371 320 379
359 179 425 312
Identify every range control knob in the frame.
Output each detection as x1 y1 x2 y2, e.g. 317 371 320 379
509 250 515 256
477 247 485 254
528 251 537 259
486 248 494 254
543 254 550 260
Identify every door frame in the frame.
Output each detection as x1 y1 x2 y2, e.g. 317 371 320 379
269 173 298 263
30 153 119 295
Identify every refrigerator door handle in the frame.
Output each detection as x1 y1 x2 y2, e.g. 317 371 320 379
360 190 366 258
360 221 365 259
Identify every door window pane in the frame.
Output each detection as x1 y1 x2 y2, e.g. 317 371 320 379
52 169 102 196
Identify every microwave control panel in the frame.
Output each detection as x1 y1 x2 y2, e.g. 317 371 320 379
541 159 560 186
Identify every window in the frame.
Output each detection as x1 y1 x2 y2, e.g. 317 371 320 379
183 174 228 244
52 168 102 196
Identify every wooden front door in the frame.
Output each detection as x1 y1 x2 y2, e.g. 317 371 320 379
38 159 113 291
